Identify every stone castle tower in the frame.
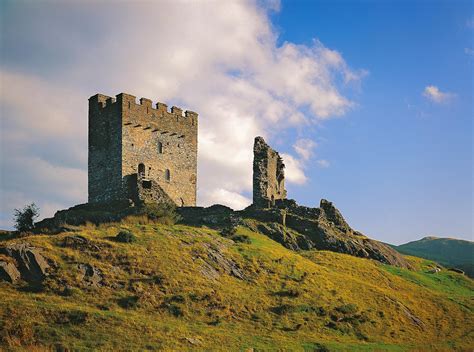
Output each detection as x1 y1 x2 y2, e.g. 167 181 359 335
88 93 198 206
253 136 287 207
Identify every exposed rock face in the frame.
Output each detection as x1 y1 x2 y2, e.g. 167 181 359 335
77 263 104 287
0 261 21 283
244 199 411 268
191 241 246 281
253 137 287 208
319 199 351 233
178 200 410 268
0 243 51 283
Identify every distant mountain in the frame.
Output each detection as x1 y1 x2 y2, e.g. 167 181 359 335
393 236 474 278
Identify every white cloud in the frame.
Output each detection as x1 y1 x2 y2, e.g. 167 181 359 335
316 159 330 168
200 188 252 210
0 1 364 226
281 153 307 185
422 85 455 104
293 139 317 160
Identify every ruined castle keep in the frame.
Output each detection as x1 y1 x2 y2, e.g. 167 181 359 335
88 93 198 206
253 136 287 207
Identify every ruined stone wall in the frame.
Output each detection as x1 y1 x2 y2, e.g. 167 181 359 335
253 136 287 207
88 93 198 206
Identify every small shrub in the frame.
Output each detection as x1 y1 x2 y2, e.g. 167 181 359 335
312 343 331 352
115 230 137 243
168 304 184 317
271 304 294 315
275 288 300 297
220 226 237 237
335 303 358 315
140 203 181 225
315 306 327 316
61 286 81 297
230 234 251 244
118 295 140 309
13 203 39 232
55 310 89 325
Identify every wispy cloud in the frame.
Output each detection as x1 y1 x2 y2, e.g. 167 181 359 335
422 85 455 104
316 159 330 168
293 139 317 161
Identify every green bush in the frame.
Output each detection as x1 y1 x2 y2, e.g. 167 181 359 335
118 296 140 309
230 234 251 244
335 303 358 315
140 203 181 225
13 203 40 232
116 230 137 243
220 226 237 237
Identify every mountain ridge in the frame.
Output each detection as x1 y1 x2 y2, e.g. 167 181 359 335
391 236 473 278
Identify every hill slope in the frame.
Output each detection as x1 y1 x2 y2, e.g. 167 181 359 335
393 237 474 278
0 219 473 351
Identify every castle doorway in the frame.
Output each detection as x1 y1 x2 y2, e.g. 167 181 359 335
138 163 145 177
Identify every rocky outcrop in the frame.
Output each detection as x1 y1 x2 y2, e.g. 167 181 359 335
178 200 410 268
0 243 51 284
77 263 104 287
191 241 246 281
0 261 21 283
242 199 411 269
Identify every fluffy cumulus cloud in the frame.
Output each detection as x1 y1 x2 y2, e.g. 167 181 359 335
0 0 363 226
280 154 308 185
422 85 455 104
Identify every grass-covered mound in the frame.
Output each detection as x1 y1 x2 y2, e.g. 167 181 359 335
0 219 472 351
393 237 474 278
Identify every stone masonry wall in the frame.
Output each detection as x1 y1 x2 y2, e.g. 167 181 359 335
253 136 287 207
88 93 198 206
88 94 123 203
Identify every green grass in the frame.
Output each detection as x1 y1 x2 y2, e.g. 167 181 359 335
0 221 473 351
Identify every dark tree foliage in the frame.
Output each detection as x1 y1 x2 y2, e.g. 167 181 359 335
13 203 40 232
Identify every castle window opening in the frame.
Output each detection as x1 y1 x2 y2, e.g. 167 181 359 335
142 180 152 189
138 163 145 177
148 167 152 176
165 169 171 182
157 141 163 154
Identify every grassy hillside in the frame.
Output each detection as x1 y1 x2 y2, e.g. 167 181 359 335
394 237 474 278
0 219 473 351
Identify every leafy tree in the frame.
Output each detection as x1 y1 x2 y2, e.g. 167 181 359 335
13 203 40 232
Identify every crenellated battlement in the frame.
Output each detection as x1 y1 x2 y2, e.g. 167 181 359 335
88 91 198 207
89 93 198 124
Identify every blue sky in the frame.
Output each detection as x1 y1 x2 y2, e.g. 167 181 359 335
270 0 473 242
0 0 472 244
